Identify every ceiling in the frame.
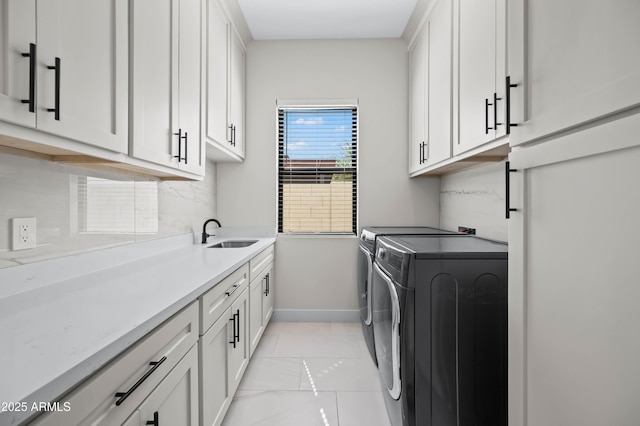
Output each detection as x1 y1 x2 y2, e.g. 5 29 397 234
237 0 418 40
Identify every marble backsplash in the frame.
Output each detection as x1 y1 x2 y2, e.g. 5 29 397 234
440 161 508 242
0 150 217 269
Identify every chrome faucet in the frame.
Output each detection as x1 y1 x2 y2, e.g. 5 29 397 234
202 218 222 244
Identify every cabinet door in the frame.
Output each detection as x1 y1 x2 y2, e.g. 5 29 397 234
249 274 264 356
228 28 245 158
262 268 274 326
228 287 249 395
206 0 229 147
130 0 178 168
200 307 233 426
508 0 640 147
36 0 128 153
31 303 199 426
177 0 205 175
137 345 199 426
0 0 36 127
425 0 452 166
408 26 427 174
455 0 499 155
508 114 640 426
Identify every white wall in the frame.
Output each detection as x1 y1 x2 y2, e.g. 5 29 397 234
217 38 440 317
440 162 508 242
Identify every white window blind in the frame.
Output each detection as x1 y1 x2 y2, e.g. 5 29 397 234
278 106 358 234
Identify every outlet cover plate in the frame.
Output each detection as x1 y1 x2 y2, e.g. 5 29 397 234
12 217 37 250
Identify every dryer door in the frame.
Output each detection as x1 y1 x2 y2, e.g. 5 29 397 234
357 245 373 325
372 262 401 400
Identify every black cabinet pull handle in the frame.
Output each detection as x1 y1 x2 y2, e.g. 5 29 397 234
46 57 61 120
228 124 234 146
173 129 182 162
232 124 236 147
183 131 188 164
146 411 159 426
234 310 240 343
229 315 237 348
505 161 518 219
419 141 424 165
173 129 187 163
21 43 36 113
264 274 270 296
506 76 519 134
115 356 167 406
225 284 241 297
485 97 494 133
494 92 503 128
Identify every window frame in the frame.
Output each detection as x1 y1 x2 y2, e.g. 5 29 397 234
276 99 359 236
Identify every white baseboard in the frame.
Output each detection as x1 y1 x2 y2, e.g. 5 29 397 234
272 309 360 323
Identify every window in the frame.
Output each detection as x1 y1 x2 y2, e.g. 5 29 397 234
278 104 358 234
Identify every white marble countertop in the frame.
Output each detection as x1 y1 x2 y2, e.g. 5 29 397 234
0 229 276 426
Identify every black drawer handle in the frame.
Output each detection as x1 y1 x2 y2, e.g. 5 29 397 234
225 284 241 297
47 57 61 121
505 161 518 219
21 43 36 113
506 76 519 134
115 356 167 406
146 411 159 426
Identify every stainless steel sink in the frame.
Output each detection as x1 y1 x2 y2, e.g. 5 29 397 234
208 240 258 248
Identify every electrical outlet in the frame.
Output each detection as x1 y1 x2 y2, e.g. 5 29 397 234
12 218 37 250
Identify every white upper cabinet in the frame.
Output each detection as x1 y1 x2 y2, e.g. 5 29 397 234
425 0 452 166
228 29 246 158
454 0 506 155
408 23 427 174
408 0 452 176
508 0 640 147
206 0 229 151
130 0 205 176
0 0 36 128
205 0 246 162
0 0 128 153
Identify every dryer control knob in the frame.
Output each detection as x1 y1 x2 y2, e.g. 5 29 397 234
377 247 387 260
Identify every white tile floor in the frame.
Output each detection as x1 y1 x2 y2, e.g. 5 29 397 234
221 322 392 426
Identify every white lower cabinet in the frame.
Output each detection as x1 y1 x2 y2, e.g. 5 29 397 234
248 246 275 356
134 345 199 426
249 264 274 356
200 306 233 426
261 267 274 328
200 245 274 426
31 302 199 426
200 288 249 426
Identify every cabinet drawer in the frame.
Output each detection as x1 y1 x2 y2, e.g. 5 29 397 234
249 245 274 282
200 263 249 335
32 301 199 426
